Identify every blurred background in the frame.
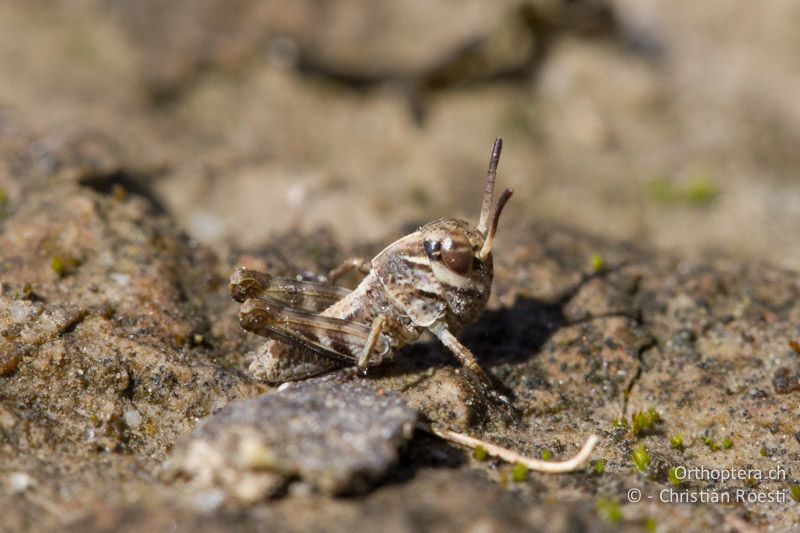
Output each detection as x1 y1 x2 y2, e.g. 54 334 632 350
2 0 799 268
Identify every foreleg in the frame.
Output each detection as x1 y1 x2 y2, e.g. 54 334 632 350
357 314 387 371
432 326 493 387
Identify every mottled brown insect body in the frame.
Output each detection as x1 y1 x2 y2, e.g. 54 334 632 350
232 139 513 386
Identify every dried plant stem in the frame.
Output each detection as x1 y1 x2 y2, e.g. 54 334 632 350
418 422 599 473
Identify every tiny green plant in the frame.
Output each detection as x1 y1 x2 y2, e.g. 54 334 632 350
669 434 684 450
632 444 650 473
473 445 488 461
596 499 622 524
512 463 528 482
668 467 681 486
631 408 661 437
703 437 719 452
790 485 800 502
51 256 67 277
590 253 605 273
593 459 606 475
646 172 719 207
612 418 629 430
541 449 553 461
722 437 733 450
50 255 80 278
685 174 719 206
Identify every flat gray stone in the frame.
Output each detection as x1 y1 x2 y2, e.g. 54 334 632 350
166 375 417 503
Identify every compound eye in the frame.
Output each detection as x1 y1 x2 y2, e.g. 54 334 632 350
441 235 474 275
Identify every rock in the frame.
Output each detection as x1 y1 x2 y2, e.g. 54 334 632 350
166 375 417 503
401 367 487 431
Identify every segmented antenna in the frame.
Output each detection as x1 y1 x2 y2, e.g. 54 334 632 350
477 138 503 235
479 187 513 260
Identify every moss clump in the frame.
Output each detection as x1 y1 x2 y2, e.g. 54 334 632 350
703 437 720 452
645 518 658 532
512 463 528 482
631 408 661 437
51 256 67 276
669 434 684 450
473 445 488 461
685 175 719 206
590 253 605 273
668 467 681 486
612 418 629 430
790 485 800 502
50 255 81 277
541 449 553 461
593 459 606 475
596 498 622 524
722 437 733 450
646 173 719 207
759 447 769 457
632 444 650 473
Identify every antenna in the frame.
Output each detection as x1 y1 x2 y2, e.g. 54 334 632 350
479 188 513 260
477 138 503 235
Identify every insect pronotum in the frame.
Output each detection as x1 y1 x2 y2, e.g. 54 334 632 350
231 139 512 385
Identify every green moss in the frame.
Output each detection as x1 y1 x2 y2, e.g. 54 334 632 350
590 253 605 273
669 434 684 450
612 418 629 430
759 447 769 457
50 255 81 277
596 498 622 524
685 173 719 206
593 459 606 475
703 437 719 452
790 485 800 502
631 408 661 437
512 463 528 482
645 518 658 532
14 283 32 300
668 467 681 486
0 187 7 206
51 257 67 277
541 449 553 461
646 172 719 207
473 445 488 461
722 437 733 450
632 444 650 473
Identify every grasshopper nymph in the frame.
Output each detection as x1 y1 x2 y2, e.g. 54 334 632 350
231 139 513 387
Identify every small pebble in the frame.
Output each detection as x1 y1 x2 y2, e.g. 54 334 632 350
9 301 29 323
8 472 34 494
124 409 143 429
110 272 130 286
